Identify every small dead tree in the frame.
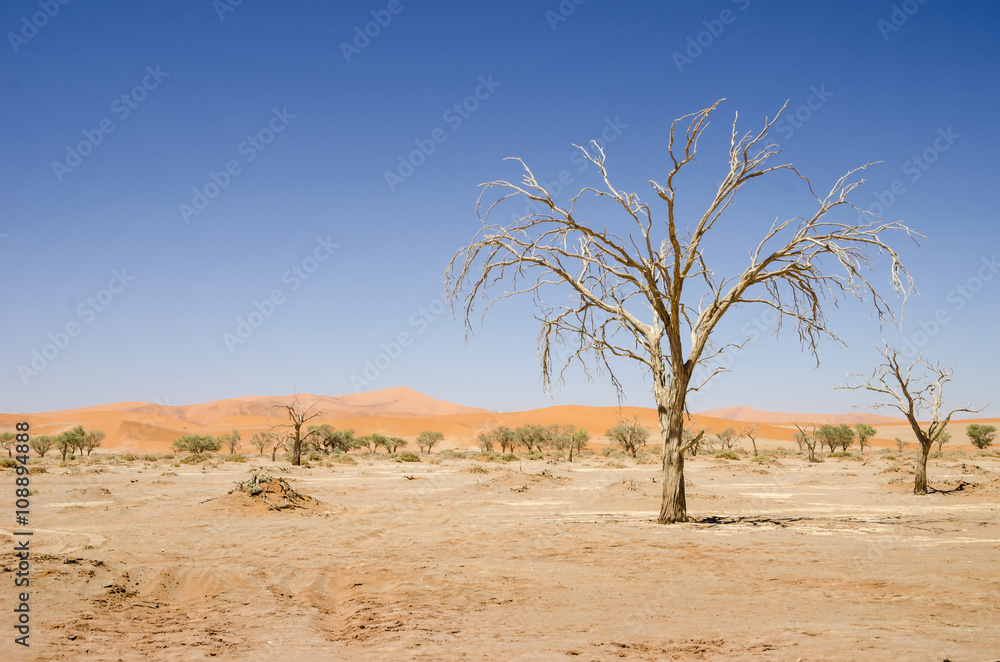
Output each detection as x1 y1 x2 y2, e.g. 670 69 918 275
446 100 913 522
269 396 322 466
794 423 820 462
741 423 760 456
842 345 981 495
270 436 288 462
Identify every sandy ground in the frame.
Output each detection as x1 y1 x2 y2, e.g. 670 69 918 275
2 448 999 661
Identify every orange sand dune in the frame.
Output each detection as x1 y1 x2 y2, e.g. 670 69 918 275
2 388 995 454
697 405 904 426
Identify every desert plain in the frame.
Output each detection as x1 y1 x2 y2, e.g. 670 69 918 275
2 388 999 661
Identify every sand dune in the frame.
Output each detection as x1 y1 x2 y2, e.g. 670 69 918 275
697 405 903 426
1 387 995 454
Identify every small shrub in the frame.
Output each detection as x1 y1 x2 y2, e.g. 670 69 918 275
466 465 489 474
602 447 628 458
29 466 48 474
223 454 248 463
827 451 852 459
180 453 210 464
161 453 175 460
750 454 781 466
498 453 519 462
140 454 159 462
397 451 420 462
525 450 544 461
121 453 138 462
715 451 740 461
333 454 356 465
476 452 499 462
928 451 943 459
0 457 19 468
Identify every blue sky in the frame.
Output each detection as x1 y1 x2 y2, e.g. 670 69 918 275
2 0 998 416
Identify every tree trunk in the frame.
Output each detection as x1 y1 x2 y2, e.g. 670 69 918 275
291 426 302 466
914 439 931 495
655 367 689 524
569 446 574 462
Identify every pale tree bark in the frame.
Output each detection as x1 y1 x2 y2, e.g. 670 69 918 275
842 344 981 495
269 396 322 466
446 100 914 523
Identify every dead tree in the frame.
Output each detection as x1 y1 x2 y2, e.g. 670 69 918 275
269 396 322 466
741 423 761 457
446 100 914 523
793 423 820 462
842 345 981 495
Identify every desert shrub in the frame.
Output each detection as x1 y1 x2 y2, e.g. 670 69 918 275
161 453 174 460
332 454 356 465
180 453 210 464
602 447 628 458
121 453 138 462
223 454 248 463
29 465 48 474
604 460 626 468
750 454 781 465
466 465 489 474
475 452 499 462
140 454 159 462
0 458 18 468
397 451 420 462
715 451 740 461
928 451 943 459
827 451 853 459
498 453 519 462
525 450 544 460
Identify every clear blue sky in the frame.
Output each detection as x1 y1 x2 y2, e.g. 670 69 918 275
2 0 998 416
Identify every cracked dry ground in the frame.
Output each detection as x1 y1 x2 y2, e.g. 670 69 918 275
2 452 999 661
